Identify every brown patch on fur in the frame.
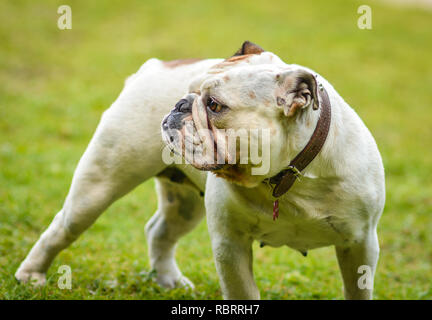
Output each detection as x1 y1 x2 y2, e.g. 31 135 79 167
223 75 230 81
163 58 202 68
226 54 253 63
213 165 246 183
207 41 264 74
249 91 256 99
211 54 253 71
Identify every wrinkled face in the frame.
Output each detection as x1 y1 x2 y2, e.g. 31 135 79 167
161 50 318 188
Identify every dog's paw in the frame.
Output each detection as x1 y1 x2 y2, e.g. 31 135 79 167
15 269 46 287
156 273 195 290
176 275 195 290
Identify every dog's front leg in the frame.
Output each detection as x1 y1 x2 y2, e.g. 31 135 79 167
335 229 379 300
206 207 258 298
205 176 259 299
210 232 259 300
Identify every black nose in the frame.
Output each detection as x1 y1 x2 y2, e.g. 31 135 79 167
162 118 168 130
174 99 191 113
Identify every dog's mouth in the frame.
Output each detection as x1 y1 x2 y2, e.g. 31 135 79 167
162 97 226 171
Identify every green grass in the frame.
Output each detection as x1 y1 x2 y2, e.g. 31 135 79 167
0 0 431 299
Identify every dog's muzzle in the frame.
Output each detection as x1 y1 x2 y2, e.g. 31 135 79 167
162 95 195 132
162 93 225 171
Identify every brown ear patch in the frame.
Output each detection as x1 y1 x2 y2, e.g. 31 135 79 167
232 41 265 57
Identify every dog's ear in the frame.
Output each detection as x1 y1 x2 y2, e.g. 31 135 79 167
276 70 319 117
232 41 265 56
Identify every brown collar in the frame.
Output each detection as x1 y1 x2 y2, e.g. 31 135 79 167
269 85 332 198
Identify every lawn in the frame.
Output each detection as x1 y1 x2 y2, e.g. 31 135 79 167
0 0 431 299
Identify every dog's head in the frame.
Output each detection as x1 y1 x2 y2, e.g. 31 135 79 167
162 41 319 187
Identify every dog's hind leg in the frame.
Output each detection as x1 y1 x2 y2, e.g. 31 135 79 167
145 171 205 289
15 108 167 286
335 228 380 300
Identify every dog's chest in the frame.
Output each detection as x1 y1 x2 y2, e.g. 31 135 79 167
235 181 360 251
254 212 349 251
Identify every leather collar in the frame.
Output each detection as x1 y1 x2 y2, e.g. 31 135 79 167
269 84 331 198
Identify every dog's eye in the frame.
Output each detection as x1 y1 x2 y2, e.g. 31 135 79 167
206 97 225 113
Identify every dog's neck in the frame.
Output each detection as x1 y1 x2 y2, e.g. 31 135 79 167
268 86 332 198
284 105 322 161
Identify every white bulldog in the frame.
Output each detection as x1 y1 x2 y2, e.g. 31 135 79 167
15 41 385 300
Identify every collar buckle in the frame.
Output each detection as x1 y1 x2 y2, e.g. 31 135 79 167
287 165 302 180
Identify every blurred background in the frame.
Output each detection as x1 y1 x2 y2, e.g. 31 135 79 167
0 0 431 299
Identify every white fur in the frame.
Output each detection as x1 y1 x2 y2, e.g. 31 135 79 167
15 51 384 300
204 68 385 299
